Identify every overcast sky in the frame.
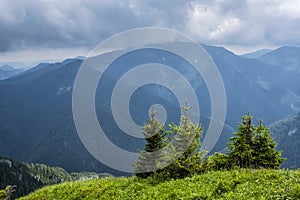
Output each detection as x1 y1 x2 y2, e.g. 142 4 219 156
1 0 300 67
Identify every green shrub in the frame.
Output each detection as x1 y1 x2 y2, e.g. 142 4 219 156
0 189 7 200
203 152 231 171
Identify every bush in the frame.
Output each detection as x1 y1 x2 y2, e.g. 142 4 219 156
203 152 231 171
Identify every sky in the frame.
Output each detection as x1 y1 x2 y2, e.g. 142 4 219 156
1 0 300 68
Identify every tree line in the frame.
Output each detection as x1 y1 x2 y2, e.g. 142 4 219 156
134 104 285 179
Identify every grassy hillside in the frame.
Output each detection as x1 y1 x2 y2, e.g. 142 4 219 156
21 169 300 200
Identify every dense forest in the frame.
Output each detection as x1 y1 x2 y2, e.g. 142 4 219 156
0 156 110 199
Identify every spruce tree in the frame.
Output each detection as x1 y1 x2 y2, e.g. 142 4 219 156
160 104 205 178
227 113 285 169
133 108 167 178
134 104 205 179
228 113 255 168
252 121 285 169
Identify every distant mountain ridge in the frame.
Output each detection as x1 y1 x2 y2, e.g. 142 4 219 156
0 65 24 80
0 65 15 70
241 49 272 58
0 44 300 175
258 46 300 69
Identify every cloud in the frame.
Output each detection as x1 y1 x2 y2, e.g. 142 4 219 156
0 0 299 57
186 0 300 46
0 0 189 52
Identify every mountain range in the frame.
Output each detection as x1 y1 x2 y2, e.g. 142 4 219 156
0 65 24 80
0 44 299 175
241 49 272 59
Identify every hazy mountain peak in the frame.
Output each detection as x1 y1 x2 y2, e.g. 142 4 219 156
202 44 236 55
0 65 24 80
75 56 86 60
0 64 15 71
257 45 300 69
262 46 300 57
241 49 272 59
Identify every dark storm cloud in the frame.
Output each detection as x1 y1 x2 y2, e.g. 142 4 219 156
0 0 300 53
0 0 189 52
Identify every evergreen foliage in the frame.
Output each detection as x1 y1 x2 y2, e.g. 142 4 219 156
0 185 16 200
0 112 291 199
0 155 109 199
159 105 205 178
204 113 285 170
228 113 285 169
227 113 257 168
203 152 230 171
134 104 205 179
269 112 300 168
134 108 167 178
0 155 72 199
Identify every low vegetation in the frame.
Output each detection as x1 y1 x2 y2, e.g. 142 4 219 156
20 169 300 200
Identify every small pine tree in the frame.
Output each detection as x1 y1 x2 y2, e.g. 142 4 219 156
134 104 205 179
251 121 285 169
133 108 167 178
228 113 255 168
160 104 205 178
227 113 285 169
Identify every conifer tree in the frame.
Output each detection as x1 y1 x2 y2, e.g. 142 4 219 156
134 104 205 179
160 104 205 178
228 113 255 168
252 121 285 169
227 113 285 169
134 108 167 178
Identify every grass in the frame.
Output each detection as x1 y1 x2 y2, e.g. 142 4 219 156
20 169 300 200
